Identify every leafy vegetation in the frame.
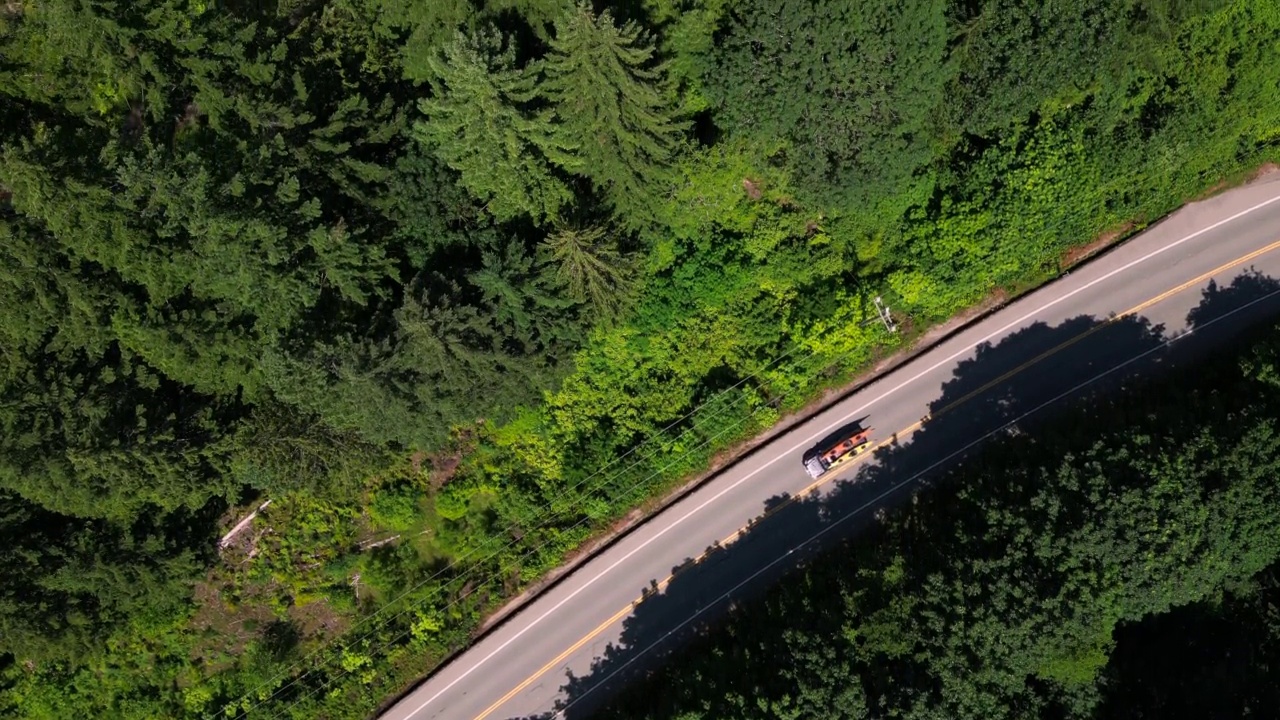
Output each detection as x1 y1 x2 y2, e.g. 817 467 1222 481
597 316 1280 720
1096 561 1280 719
1 0 1279 718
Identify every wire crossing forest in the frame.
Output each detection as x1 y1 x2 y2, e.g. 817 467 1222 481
598 317 1280 720
1 0 1279 718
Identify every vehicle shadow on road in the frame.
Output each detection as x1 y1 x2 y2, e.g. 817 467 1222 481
503 269 1280 720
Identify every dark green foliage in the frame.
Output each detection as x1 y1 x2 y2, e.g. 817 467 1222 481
946 0 1232 136
414 28 573 224
0 491 208 664
599 319 1280 720
2 0 1280 718
1096 563 1280 719
701 0 950 220
946 0 1134 135
541 2 683 230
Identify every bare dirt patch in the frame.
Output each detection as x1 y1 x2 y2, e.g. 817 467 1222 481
409 450 429 474
288 597 347 641
427 425 478 491
428 453 462 491
1063 222 1135 269
121 104 144 141
175 101 202 134
188 579 280 671
1248 162 1280 183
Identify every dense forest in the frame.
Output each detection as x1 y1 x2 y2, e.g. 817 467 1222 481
596 314 1280 720
1 0 1279 718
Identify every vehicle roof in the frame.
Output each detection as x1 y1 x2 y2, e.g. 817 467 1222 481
819 428 872 462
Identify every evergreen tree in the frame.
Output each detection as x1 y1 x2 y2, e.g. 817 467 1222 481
0 0 1277 716
701 0 949 221
539 223 631 317
415 28 574 224
540 2 682 230
0 491 205 664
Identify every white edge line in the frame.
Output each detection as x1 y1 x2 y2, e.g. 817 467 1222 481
558 282 1280 712
402 191 1280 719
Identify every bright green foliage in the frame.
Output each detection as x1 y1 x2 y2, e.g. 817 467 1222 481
415 29 574 224
368 482 426 532
540 2 683 229
3 0 1280 718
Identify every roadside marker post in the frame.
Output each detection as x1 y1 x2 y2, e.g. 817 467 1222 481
874 296 898 333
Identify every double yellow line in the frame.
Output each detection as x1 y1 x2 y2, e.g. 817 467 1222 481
469 237 1280 720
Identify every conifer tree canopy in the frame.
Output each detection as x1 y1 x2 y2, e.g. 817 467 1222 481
540 1 682 230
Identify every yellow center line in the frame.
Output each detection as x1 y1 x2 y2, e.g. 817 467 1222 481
924 237 1280 423
469 237 1280 720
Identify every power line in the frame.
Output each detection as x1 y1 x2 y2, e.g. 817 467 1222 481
254 405 767 720
218 316 873 718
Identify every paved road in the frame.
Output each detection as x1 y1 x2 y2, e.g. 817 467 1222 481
378 176 1280 720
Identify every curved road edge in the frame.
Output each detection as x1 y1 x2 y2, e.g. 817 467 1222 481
375 172 1280 720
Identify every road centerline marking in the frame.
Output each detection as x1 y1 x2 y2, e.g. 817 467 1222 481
545 282 1280 717
395 193 1280 720
463 236 1280 720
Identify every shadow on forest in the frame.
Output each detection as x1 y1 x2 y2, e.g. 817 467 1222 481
1096 563 1280 719
504 268 1280 720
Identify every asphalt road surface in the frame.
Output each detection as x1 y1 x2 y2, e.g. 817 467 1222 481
378 175 1280 720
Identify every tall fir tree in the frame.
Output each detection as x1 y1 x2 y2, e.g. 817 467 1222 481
415 28 574 225
539 223 631 317
540 2 682 231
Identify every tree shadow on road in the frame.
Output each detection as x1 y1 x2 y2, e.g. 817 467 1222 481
503 269 1280 720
